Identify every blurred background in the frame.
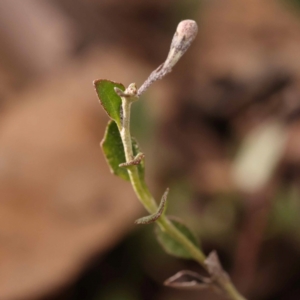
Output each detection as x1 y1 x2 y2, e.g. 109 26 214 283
1 0 300 299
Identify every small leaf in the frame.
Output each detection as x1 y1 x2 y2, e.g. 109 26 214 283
119 152 145 168
135 188 169 224
101 122 146 181
94 79 125 129
205 251 230 283
101 121 129 181
164 270 212 290
132 138 145 180
155 217 199 259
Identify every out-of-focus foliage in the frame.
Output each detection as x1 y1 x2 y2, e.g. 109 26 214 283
155 218 200 259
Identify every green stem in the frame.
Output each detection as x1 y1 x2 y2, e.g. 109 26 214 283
119 93 246 300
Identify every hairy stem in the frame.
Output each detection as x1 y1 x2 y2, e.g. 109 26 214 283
119 91 246 300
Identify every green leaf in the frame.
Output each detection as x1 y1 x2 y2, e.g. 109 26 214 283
101 120 130 181
101 121 146 181
155 217 199 259
94 79 125 129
